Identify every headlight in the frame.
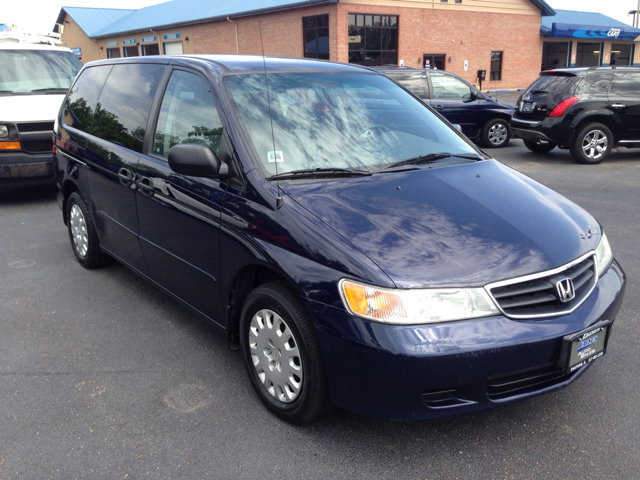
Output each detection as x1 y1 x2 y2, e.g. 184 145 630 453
595 232 613 276
339 279 500 325
0 125 8 138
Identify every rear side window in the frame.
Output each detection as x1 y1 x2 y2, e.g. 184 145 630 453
92 63 166 153
385 72 430 98
610 72 640 97
574 73 612 96
64 65 112 134
527 74 577 94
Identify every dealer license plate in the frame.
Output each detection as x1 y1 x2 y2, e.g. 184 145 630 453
563 321 610 373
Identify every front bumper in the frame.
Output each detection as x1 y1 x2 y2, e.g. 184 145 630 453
0 151 55 187
310 261 625 421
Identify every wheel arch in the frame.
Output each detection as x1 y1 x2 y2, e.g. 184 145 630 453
226 263 305 348
570 115 619 145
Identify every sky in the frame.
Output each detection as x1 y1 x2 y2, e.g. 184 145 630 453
3 0 639 34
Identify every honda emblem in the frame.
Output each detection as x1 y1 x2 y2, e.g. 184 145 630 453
556 278 575 303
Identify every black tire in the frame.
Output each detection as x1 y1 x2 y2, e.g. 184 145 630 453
570 123 613 164
523 139 557 153
482 118 511 148
66 192 110 268
239 282 331 424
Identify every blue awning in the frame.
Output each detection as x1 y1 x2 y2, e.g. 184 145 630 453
548 23 640 42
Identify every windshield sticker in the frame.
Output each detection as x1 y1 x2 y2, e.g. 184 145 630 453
268 151 284 163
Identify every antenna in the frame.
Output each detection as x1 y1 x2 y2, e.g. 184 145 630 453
259 20 284 209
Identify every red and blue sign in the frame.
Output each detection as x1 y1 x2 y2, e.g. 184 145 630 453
551 23 640 41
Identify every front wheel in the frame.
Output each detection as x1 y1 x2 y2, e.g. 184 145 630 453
523 139 557 153
570 123 613 164
239 282 331 424
482 118 511 148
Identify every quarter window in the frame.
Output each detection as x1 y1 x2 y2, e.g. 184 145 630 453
92 63 166 153
348 14 398 66
154 71 223 158
64 65 112 134
303 14 330 60
386 72 430 99
490 51 502 81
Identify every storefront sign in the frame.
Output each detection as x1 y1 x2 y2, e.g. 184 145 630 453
348 35 361 43
142 36 156 43
163 33 180 40
106 41 118 47
551 23 640 41
71 47 81 56
123 38 136 45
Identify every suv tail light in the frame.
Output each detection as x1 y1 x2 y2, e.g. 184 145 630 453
548 96 579 117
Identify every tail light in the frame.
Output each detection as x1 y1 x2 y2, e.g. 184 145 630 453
548 97 579 117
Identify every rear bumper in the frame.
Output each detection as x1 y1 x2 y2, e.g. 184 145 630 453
0 151 55 187
311 261 626 421
511 116 574 146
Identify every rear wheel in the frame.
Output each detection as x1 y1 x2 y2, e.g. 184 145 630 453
240 282 331 424
570 123 613 164
482 118 511 148
523 139 557 153
67 192 110 268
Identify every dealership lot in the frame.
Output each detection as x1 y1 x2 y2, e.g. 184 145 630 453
1 141 638 478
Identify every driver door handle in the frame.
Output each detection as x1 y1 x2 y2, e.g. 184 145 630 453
611 104 626 109
137 176 155 197
434 104 444 109
118 167 134 187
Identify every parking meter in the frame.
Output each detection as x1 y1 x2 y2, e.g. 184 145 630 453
477 69 487 90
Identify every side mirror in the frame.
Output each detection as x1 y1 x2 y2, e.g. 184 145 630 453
452 124 463 133
168 143 228 178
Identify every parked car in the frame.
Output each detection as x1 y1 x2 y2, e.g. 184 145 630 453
512 66 640 164
54 55 625 424
0 42 82 187
376 66 515 148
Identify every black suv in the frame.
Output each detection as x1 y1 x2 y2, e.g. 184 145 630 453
376 67 515 148
512 67 640 164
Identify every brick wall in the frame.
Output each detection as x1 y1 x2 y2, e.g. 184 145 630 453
192 5 338 60
192 4 542 89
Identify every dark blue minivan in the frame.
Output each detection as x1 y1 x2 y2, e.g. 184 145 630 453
378 67 515 148
54 55 625 424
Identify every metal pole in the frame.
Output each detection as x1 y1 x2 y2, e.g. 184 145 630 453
637 0 639 27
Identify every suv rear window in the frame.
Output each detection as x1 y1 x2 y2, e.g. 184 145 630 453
527 74 577 94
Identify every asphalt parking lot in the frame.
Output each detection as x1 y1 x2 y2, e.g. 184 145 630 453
1 140 638 479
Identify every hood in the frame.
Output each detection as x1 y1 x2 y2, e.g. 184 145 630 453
0 94 65 122
484 95 515 109
283 160 600 288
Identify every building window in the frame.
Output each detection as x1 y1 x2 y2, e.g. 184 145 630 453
107 47 121 59
348 14 398 66
575 43 600 67
123 45 139 57
303 14 330 60
142 44 160 56
542 43 569 70
490 51 502 81
611 43 632 66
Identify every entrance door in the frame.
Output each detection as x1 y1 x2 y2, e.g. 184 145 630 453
423 54 445 71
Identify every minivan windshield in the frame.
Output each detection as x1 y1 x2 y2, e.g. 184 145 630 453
225 72 479 177
0 50 82 93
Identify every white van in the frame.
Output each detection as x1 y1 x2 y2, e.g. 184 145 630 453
0 42 82 187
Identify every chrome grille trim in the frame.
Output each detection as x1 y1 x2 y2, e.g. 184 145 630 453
484 251 598 319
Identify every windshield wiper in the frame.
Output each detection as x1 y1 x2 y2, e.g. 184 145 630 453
31 88 68 93
385 152 483 170
269 167 372 180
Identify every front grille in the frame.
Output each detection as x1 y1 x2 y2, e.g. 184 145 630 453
487 365 570 400
17 122 55 133
22 140 53 153
487 253 597 319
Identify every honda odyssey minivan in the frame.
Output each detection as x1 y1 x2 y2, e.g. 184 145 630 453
54 55 625 423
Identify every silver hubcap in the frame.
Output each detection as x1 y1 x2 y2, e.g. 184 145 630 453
488 123 508 145
70 204 89 258
581 129 608 159
249 309 303 403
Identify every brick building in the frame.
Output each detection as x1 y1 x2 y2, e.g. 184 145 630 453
54 0 558 89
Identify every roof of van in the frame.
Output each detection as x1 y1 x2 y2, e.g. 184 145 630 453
0 42 74 52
